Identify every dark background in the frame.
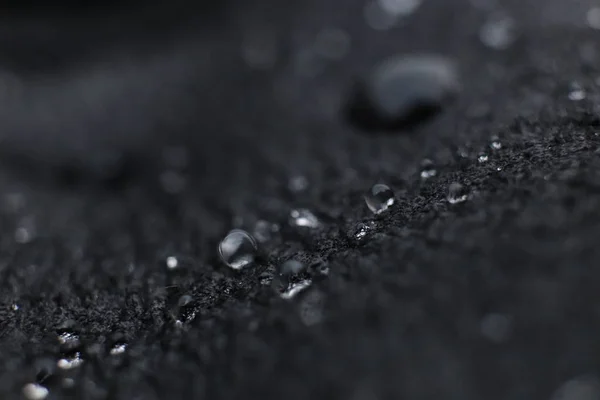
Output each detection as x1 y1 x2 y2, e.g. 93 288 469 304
1 0 600 398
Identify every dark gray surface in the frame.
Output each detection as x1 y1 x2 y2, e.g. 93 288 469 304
1 0 600 399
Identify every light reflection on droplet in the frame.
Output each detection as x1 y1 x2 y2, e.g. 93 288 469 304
447 182 468 204
218 229 258 270
364 184 395 214
57 352 84 370
280 279 313 300
289 209 321 228
478 153 489 163
109 343 127 356
420 159 437 179
22 383 49 400
569 83 586 101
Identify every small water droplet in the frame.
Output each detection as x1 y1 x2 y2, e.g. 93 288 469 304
480 313 512 343
346 54 459 130
288 175 309 193
447 182 468 204
272 260 307 295
218 229 258 270
551 375 600 400
23 383 49 400
174 294 197 323
313 28 351 60
587 7 600 30
480 13 516 50
57 352 84 370
364 1 397 30
496 167 502 171
569 83 586 101
166 256 179 270
478 153 489 163
349 221 377 246
57 331 80 347
490 136 502 150
280 279 313 300
109 343 127 356
289 209 320 228
364 184 395 214
378 0 422 16
11 303 19 311
420 159 437 179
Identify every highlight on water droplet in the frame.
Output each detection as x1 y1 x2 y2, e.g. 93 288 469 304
280 279 313 300
364 184 395 214
22 383 49 400
447 182 468 204
568 82 586 101
109 343 127 356
166 256 179 270
57 352 83 370
289 209 321 228
490 135 502 150
477 153 489 163
420 158 437 179
218 229 258 270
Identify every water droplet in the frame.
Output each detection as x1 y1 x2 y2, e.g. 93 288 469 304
551 375 600 400
174 294 197 323
477 153 489 163
364 184 395 214
349 221 377 246
490 136 502 150
23 383 49 400
569 83 586 101
57 352 84 370
57 331 80 347
280 279 313 300
480 13 516 50
314 28 351 60
109 343 127 356
11 303 19 311
420 159 437 179
289 209 320 228
288 175 309 192
447 182 468 204
587 7 600 30
346 54 460 131
218 229 258 270
364 1 398 31
272 260 307 295
480 313 512 343
378 0 422 16
166 256 179 270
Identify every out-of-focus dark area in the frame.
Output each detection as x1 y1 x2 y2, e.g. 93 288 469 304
2 0 600 399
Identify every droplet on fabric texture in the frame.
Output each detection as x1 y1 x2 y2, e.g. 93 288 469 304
218 230 258 270
345 54 460 131
364 184 395 214
447 182 468 204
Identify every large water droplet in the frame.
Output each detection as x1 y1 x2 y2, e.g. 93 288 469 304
364 184 395 214
22 383 49 400
218 229 258 270
480 13 516 50
420 159 437 179
447 182 468 204
289 209 320 228
272 260 307 296
346 54 460 131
